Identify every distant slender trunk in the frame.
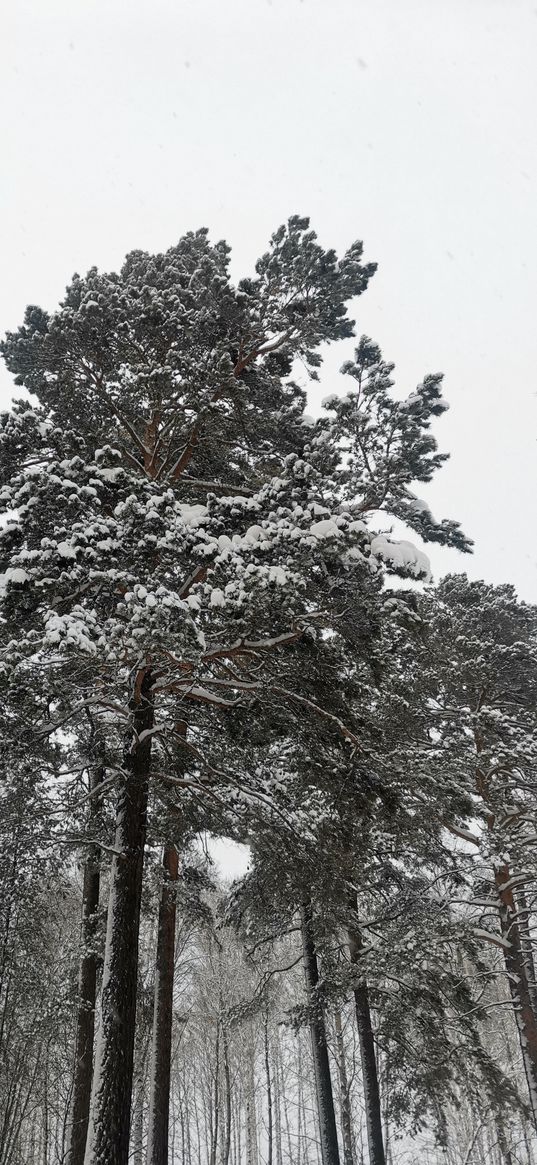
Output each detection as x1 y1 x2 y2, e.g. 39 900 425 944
347 898 385 1165
210 1023 221 1165
147 842 179 1165
521 1117 535 1165
42 1061 49 1165
264 1010 273 1165
84 668 154 1165
279 1042 294 1165
494 1119 513 1165
245 1043 258 1165
300 900 340 1165
495 864 537 1130
272 1032 283 1165
132 1089 144 1165
68 759 104 1165
232 1084 241 1165
221 1017 232 1165
296 1039 303 1165
467 1105 486 1165
333 1009 354 1165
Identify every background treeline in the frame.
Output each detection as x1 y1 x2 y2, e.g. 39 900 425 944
0 218 536 1165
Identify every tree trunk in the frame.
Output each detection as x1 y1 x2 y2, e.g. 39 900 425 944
300 900 340 1165
333 1008 354 1165
494 1118 513 1165
517 887 537 1016
132 1088 144 1165
347 899 385 1165
84 668 154 1165
146 842 179 1165
263 1010 273 1165
272 1031 283 1165
279 1041 295 1165
495 864 537 1131
221 1017 232 1165
245 1042 258 1165
209 1023 221 1165
68 759 104 1165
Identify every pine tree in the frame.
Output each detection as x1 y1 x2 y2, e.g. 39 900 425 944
0 216 377 1165
419 575 537 1131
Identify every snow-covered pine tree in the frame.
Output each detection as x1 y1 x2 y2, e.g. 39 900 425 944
0 217 379 1165
214 333 475 1165
419 575 537 1132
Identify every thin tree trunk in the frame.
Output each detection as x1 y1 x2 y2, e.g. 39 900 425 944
146 842 179 1165
297 1040 303 1165
495 864 537 1130
68 754 105 1165
231 1085 241 1165
84 668 154 1165
42 1065 49 1165
245 1043 258 1165
347 899 385 1165
179 1098 185 1165
210 1023 221 1165
494 1119 513 1165
521 1116 535 1165
221 1018 232 1165
264 1010 273 1165
280 1046 295 1165
333 1009 354 1165
273 1031 283 1165
300 900 340 1165
185 1084 192 1165
132 1088 144 1165
193 1089 202 1165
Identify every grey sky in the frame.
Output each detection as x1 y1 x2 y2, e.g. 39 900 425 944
2 0 537 596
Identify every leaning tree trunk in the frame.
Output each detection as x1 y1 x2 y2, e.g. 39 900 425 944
495 864 537 1131
347 898 385 1165
146 842 179 1165
84 668 154 1165
299 900 340 1165
67 754 105 1165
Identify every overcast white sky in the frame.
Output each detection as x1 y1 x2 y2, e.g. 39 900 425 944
2 0 537 598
